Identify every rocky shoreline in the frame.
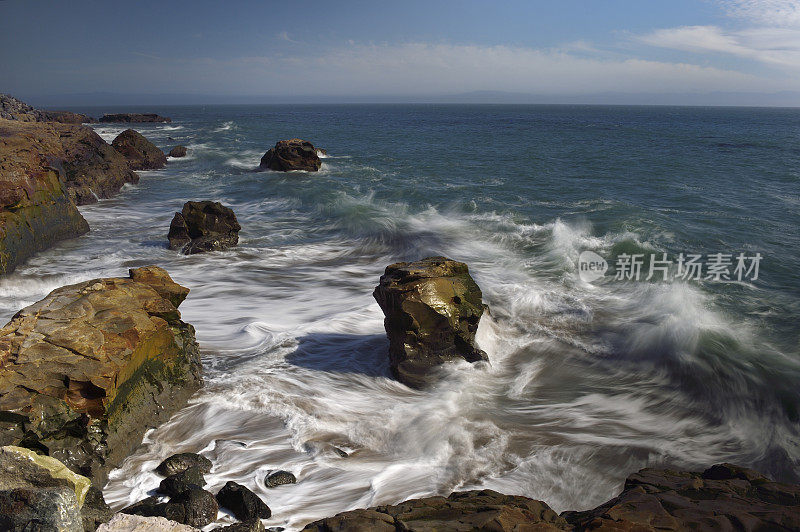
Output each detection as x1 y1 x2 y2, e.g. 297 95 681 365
0 94 799 530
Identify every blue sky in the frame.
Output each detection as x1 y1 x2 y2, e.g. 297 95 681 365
2 0 800 104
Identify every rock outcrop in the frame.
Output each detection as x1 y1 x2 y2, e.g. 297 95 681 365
98 513 199 532
216 481 271 521
122 487 219 528
99 113 172 123
259 139 322 172
563 463 800 530
112 129 168 170
169 146 188 158
43 110 96 124
302 489 569 531
0 266 202 485
167 201 241 254
0 94 94 123
373 256 488 388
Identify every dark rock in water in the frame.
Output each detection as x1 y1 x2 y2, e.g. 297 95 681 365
156 452 213 477
563 463 800 531
121 496 169 518
216 481 272 520
112 129 167 170
82 486 114 531
159 466 206 497
99 113 172 123
166 487 219 528
259 138 322 172
168 200 241 254
169 145 188 158
332 446 349 458
0 446 91 532
214 519 267 532
373 256 488 389
302 489 569 531
264 470 296 488
0 267 202 486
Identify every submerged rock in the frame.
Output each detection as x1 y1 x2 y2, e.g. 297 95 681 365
0 446 91 532
216 481 271 520
168 200 241 254
373 256 488 388
0 267 202 485
159 466 206 497
156 452 213 477
99 113 172 123
264 470 296 488
112 128 168 170
259 139 322 172
169 145 188 158
302 489 569 531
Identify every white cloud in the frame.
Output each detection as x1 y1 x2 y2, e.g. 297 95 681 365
723 0 800 27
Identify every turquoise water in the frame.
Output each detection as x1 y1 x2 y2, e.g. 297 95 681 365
1 104 798 529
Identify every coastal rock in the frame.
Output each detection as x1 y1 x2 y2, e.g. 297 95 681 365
82 486 115 531
216 481 271 520
159 466 206 497
156 452 213 477
0 446 91 532
563 463 800 531
301 489 569 531
373 256 488 388
99 113 172 123
214 520 266 532
259 139 322 172
98 513 200 532
0 266 203 485
264 470 296 488
0 94 94 123
0 119 90 274
169 146 188 158
168 487 220 528
42 110 96 124
167 200 241 254
112 129 168 170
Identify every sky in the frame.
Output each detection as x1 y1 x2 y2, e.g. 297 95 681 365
2 0 800 105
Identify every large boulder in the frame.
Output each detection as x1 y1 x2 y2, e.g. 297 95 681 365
159 466 206 497
216 481 271 520
0 266 202 485
123 488 218 528
259 139 322 172
373 257 488 388
99 113 172 123
112 129 167 170
156 453 213 477
0 445 91 532
168 200 241 254
302 489 569 531
563 463 800 530
169 146 188 158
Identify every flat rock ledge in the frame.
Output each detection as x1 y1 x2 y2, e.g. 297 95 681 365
99 113 172 123
0 266 202 486
373 256 488 389
302 463 800 531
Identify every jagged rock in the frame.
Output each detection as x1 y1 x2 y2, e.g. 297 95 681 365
168 487 220 528
373 256 488 388
216 481 271 520
302 489 569 531
563 463 800 531
0 446 91 532
156 452 212 477
112 129 167 170
99 113 172 123
0 94 94 123
98 513 199 531
159 466 206 497
82 486 115 531
169 146 188 158
264 470 296 488
167 200 241 254
0 267 202 485
259 139 322 172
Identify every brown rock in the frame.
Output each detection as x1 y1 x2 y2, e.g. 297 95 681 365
167 201 241 254
0 266 202 485
112 129 167 170
169 146 188 158
259 138 322 172
99 113 171 123
0 94 94 123
373 256 488 388
41 110 96 124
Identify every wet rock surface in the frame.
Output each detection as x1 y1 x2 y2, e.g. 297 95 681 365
264 470 296 488
216 481 271 520
373 256 488 388
168 200 241 254
159 466 206 497
112 129 167 170
259 139 322 172
156 453 213 477
0 266 202 485
99 113 172 123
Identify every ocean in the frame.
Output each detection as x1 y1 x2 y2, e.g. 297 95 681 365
1 104 798 529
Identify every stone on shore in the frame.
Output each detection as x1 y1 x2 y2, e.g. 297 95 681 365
0 266 202 485
98 513 199 532
168 200 241 254
169 146 188 158
156 452 213 477
216 481 272 520
99 113 172 123
112 129 168 170
373 256 488 388
259 139 322 172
